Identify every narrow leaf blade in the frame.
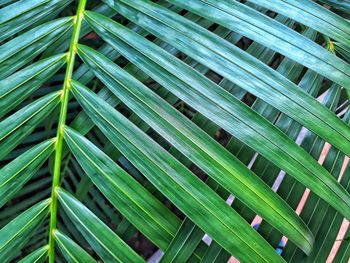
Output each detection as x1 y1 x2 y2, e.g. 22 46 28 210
57 188 145 263
54 230 96 263
0 138 55 208
70 80 284 262
63 125 180 250
0 92 60 160
0 199 50 262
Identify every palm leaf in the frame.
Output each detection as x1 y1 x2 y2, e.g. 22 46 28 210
0 0 349 262
18 245 48 263
54 230 96 263
0 199 50 262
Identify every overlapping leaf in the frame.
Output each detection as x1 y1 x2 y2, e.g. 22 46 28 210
69 79 285 262
83 11 350 224
99 2 350 157
0 92 60 160
54 230 96 263
77 44 314 254
63 125 180 250
0 0 72 42
0 0 349 262
164 0 350 89
248 0 350 46
0 138 55 208
57 188 145 263
0 17 73 79
0 54 66 118
0 199 50 262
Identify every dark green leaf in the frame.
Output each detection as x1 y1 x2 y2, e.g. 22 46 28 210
70 80 284 262
63 125 180 250
77 45 314 254
83 11 350 224
18 245 48 263
0 138 55 208
0 199 50 263
0 92 60 160
54 230 96 263
94 3 350 156
57 188 145 263
0 54 66 118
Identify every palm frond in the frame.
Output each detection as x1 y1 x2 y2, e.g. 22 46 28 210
0 0 349 262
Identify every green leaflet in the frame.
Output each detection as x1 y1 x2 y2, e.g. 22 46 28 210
0 0 72 42
0 92 60 160
56 188 145 263
198 63 325 263
248 0 350 46
0 16 73 79
258 84 343 254
0 0 49 24
285 110 350 262
71 15 290 262
70 80 284 262
68 0 236 136
54 230 96 263
63 125 180 250
318 0 350 13
334 235 350 261
335 42 350 64
0 138 55 208
68 8 199 139
166 0 350 89
96 2 350 156
65 11 239 261
0 199 50 263
155 24 299 260
82 12 350 224
18 245 48 263
227 46 321 226
160 219 203 263
301 151 348 262
0 53 66 118
0 0 348 262
77 45 314 254
201 241 230 263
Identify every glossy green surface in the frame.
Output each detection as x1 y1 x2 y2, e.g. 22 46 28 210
0 0 349 262
57 188 145 263
0 200 50 262
70 79 285 262
77 44 313 254
83 10 350 223
54 230 96 263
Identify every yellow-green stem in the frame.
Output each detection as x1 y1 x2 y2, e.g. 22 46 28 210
48 0 87 262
